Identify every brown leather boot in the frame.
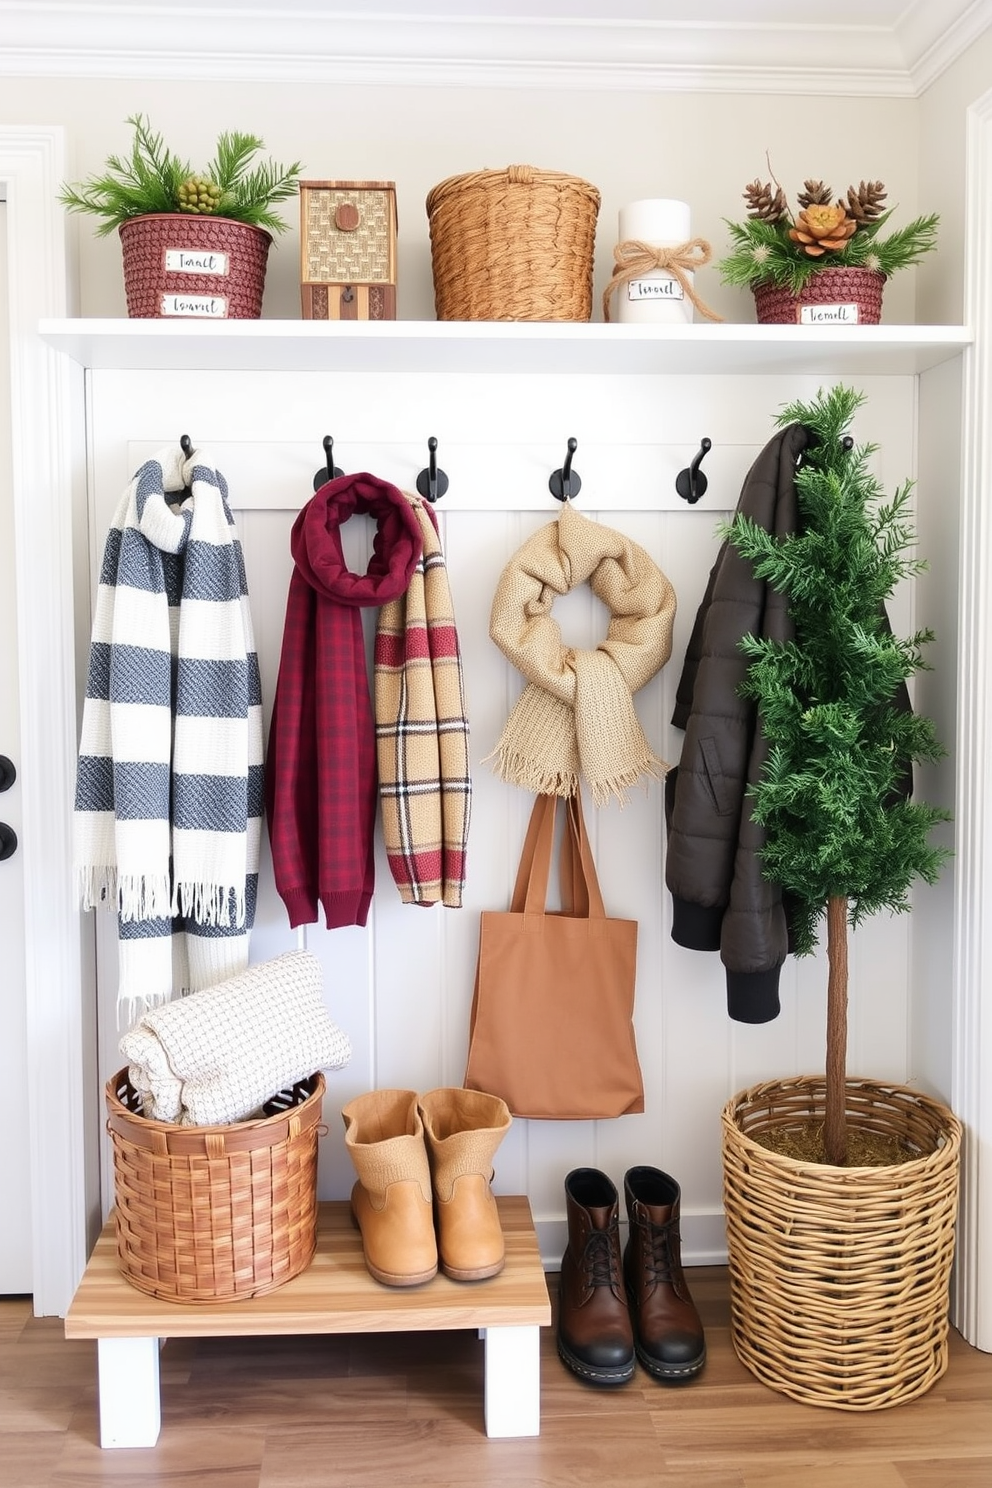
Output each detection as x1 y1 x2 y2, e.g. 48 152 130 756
557 1168 635 1387
623 1166 705 1380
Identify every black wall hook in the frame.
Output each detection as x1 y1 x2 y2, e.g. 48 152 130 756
416 436 449 503
179 433 193 459
549 437 581 502
676 437 712 505
313 435 345 491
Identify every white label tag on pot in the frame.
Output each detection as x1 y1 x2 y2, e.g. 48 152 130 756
799 303 859 325
627 276 684 302
164 248 230 275
159 293 229 318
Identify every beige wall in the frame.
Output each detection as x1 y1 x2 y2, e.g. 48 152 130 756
0 75 924 324
917 27 992 324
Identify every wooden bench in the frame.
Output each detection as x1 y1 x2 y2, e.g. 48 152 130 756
65 1194 552 1447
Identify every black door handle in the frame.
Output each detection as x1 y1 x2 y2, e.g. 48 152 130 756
0 756 14 793
0 823 16 860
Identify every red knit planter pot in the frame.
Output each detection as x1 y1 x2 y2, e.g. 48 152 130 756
119 214 272 319
753 267 886 326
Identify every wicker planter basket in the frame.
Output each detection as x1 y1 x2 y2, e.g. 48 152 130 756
722 1075 961 1411
426 164 601 322
753 267 886 325
105 1067 324 1304
119 213 272 319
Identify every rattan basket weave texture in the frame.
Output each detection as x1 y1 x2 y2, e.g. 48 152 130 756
106 1067 324 1304
722 1076 961 1411
753 267 886 325
119 213 272 319
426 165 601 322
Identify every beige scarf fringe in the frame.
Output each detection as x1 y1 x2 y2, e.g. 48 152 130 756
486 502 677 806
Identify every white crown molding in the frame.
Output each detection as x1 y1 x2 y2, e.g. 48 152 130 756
0 3 986 95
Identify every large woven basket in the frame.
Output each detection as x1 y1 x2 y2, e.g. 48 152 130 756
426 164 601 321
106 1067 324 1304
722 1075 961 1411
753 267 886 325
119 213 272 319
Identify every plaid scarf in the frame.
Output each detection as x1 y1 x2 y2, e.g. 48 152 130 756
487 501 676 805
374 494 471 906
266 472 423 929
73 447 263 1022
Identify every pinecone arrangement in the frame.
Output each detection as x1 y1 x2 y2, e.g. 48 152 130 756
719 169 938 296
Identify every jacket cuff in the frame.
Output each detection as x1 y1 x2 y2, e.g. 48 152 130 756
670 896 724 952
726 968 782 1024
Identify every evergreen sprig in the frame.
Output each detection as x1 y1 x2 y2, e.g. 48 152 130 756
59 115 301 236
720 198 939 294
725 384 950 956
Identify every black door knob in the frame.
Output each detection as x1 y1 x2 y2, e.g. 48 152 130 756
0 756 14 793
0 823 16 861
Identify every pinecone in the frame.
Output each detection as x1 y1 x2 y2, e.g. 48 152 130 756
797 179 833 209
176 176 223 215
845 180 888 223
743 179 788 223
789 203 858 257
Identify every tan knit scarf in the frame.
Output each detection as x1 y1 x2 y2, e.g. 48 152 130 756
486 502 677 805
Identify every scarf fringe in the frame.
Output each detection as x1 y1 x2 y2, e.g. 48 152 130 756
117 988 174 1034
485 741 668 808
172 881 247 929
78 867 175 923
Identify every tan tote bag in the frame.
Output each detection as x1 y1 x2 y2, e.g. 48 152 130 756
464 791 644 1119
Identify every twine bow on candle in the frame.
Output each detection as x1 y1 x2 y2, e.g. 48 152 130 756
603 237 724 323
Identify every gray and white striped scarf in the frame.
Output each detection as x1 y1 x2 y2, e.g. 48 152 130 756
73 446 263 1023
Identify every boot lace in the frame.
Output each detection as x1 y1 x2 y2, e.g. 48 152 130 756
584 1224 622 1289
642 1218 677 1288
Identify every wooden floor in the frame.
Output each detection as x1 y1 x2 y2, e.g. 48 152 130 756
2 1267 990 1487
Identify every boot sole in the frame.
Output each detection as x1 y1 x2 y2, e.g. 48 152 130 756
557 1337 635 1387
364 1259 438 1287
634 1340 707 1381
440 1259 505 1282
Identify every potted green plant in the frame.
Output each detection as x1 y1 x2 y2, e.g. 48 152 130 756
59 115 302 319
719 172 939 324
719 384 961 1411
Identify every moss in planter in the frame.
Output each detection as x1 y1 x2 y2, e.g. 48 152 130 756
752 1123 916 1167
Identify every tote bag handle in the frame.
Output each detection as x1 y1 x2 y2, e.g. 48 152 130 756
508 792 606 920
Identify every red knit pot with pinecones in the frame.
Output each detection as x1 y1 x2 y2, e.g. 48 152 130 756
119 213 272 319
753 267 886 326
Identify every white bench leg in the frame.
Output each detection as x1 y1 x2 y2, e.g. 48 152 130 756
481 1325 540 1438
96 1336 162 1447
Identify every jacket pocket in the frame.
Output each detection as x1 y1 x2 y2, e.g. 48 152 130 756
699 736 734 816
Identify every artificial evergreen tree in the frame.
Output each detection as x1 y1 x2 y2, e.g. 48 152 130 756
727 385 950 1165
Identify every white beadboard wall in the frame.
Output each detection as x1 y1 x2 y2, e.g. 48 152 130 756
86 364 919 1266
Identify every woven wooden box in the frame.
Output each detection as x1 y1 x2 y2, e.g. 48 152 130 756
300 180 397 320
105 1068 325 1304
425 164 601 322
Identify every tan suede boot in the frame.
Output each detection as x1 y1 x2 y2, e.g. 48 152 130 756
341 1089 438 1287
418 1087 512 1281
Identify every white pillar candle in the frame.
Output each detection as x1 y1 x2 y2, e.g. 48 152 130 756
615 198 693 324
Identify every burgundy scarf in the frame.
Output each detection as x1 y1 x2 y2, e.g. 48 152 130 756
266 473 422 929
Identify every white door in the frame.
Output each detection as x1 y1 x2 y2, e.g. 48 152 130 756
0 199 32 1294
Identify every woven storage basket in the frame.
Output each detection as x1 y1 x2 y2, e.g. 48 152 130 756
753 267 886 325
425 165 601 321
722 1075 961 1411
119 213 272 319
106 1067 324 1304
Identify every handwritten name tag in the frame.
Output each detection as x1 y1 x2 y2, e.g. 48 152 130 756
164 249 230 276
627 276 684 302
800 303 859 325
159 294 229 318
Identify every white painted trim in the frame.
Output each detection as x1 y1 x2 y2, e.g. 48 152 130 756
0 3 986 96
0 126 89 1316
953 86 992 1353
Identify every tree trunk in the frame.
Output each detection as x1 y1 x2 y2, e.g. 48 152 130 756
823 895 849 1165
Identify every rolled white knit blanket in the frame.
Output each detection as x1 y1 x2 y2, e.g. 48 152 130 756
119 950 351 1127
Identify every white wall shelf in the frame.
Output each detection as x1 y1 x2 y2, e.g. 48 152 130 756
39 318 972 378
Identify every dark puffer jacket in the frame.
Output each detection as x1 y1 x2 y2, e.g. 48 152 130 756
664 423 809 1024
